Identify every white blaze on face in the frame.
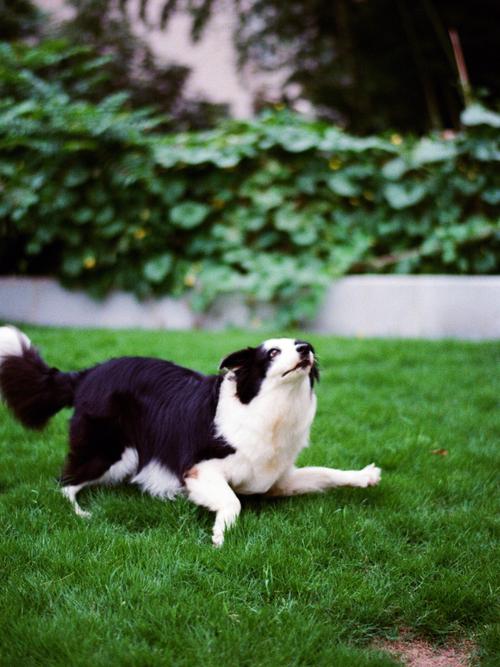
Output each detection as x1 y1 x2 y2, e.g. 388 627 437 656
261 338 313 381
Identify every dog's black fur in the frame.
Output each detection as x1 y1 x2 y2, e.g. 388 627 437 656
0 345 235 485
0 346 78 429
0 338 319 490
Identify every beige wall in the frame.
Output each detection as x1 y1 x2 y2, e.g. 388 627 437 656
36 0 288 117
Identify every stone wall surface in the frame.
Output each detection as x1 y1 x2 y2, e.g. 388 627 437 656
1 276 499 339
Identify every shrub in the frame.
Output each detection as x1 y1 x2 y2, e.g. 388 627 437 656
1 40 499 325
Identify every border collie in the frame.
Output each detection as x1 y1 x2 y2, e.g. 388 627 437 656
0 326 381 546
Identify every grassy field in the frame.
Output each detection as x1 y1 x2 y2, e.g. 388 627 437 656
0 326 499 666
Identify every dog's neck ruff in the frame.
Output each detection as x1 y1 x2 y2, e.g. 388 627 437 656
213 372 317 494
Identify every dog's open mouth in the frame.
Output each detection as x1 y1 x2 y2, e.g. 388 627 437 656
282 359 312 377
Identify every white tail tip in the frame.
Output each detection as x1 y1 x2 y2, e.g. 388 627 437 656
0 325 31 361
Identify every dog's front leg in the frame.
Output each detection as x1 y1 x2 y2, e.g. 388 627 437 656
267 464 381 496
184 463 241 547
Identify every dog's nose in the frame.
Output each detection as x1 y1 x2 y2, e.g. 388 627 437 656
296 341 312 357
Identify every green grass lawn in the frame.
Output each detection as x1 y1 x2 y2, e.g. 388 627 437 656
1 326 499 666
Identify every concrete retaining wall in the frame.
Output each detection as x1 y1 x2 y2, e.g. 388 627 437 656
0 275 499 339
313 275 500 339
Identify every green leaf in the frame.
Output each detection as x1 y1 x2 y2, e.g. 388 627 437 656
267 127 318 152
461 104 500 128
213 152 241 168
470 142 500 161
274 207 302 231
170 202 210 228
482 188 500 205
327 173 360 197
101 221 125 238
411 138 458 165
143 254 173 283
252 188 284 210
292 227 318 246
382 158 408 180
64 168 89 187
161 179 186 204
62 255 83 277
153 144 178 167
383 183 427 209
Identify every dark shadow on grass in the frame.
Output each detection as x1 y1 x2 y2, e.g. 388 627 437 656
240 486 386 512
0 479 14 493
63 481 387 537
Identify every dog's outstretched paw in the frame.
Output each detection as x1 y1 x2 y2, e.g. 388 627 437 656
356 463 382 488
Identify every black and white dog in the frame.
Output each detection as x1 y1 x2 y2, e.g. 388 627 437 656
0 326 381 546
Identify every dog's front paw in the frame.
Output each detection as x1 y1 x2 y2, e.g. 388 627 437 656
355 463 381 488
212 530 224 548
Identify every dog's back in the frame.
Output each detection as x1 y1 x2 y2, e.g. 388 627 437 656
0 327 234 513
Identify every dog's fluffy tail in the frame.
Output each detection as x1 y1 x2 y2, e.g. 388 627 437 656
0 326 78 430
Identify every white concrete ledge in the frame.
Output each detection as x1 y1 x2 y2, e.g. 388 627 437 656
313 275 500 339
0 277 196 330
0 275 499 339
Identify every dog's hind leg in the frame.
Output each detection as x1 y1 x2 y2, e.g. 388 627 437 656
184 463 241 547
60 449 139 518
60 454 112 518
61 482 96 518
60 454 113 519
60 407 137 518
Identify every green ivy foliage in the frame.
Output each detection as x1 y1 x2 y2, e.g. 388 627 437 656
1 40 499 326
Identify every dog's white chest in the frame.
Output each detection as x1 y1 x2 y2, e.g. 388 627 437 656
214 376 317 494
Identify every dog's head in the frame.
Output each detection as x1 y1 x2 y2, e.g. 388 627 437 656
219 338 319 404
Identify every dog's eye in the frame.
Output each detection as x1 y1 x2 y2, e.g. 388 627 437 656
268 348 281 359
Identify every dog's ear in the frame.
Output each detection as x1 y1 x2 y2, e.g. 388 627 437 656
219 347 256 371
310 361 320 387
